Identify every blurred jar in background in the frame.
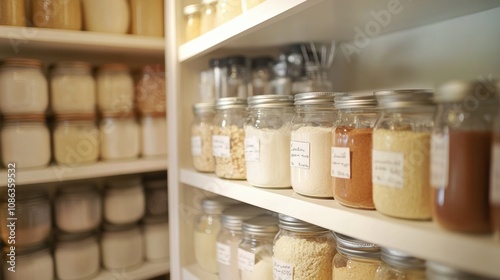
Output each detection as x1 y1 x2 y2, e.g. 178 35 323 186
32 0 82 30
130 0 164 37
0 0 26 26
136 65 166 114
82 0 129 34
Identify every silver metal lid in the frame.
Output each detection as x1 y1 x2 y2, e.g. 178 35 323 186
381 248 426 269
202 196 240 215
242 215 279 236
374 89 434 109
435 80 497 104
193 102 215 114
247 95 294 108
334 233 380 259
215 97 247 110
278 214 329 233
334 93 377 109
426 261 492 279
221 205 268 231
294 92 337 106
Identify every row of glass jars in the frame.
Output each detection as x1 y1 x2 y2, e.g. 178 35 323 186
0 58 166 116
190 79 500 235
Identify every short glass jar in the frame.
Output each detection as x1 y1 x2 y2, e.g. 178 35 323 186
191 102 216 173
32 0 82 30
431 80 497 233
53 113 99 166
492 82 500 238
0 0 25 26
3 243 54 280
200 0 218 34
54 231 100 280
290 92 337 198
141 112 167 157
184 4 202 41
104 176 145 224
238 215 278 280
96 63 134 113
333 233 381 280
81 0 130 34
216 0 242 26
54 184 102 233
101 223 144 271
130 0 164 37
0 58 48 115
372 89 435 220
213 97 248 179
144 177 168 216
1 114 51 169
50 61 96 114
135 65 166 114
244 95 294 188
426 261 494 280
143 216 169 261
375 248 426 280
273 214 335 280
332 94 378 209
100 113 140 160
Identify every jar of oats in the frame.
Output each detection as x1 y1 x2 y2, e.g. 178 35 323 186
191 102 216 173
213 97 247 179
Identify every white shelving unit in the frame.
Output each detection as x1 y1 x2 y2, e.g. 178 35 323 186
167 0 500 279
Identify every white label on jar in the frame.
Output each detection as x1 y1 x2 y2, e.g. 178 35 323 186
430 133 449 188
238 248 255 272
273 258 293 280
290 141 310 169
216 242 231 266
331 147 351 179
212 135 230 158
491 143 500 204
191 136 202 156
244 137 260 162
372 150 404 188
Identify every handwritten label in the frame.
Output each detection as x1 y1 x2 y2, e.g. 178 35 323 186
244 138 260 162
216 242 231 266
237 248 255 272
491 144 500 204
212 135 230 158
273 258 293 280
430 133 449 188
372 150 404 188
290 141 310 169
331 147 351 179
191 136 202 156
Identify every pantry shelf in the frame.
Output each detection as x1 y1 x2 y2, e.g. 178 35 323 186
0 157 168 187
93 260 169 280
180 168 500 279
182 263 218 280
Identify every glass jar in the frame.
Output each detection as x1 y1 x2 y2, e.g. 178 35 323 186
96 63 134 113
54 184 102 233
226 55 249 98
372 89 435 220
200 0 218 34
216 0 242 26
375 248 426 280
270 53 292 95
141 112 168 158
209 57 228 99
1 115 51 169
130 0 164 37
0 58 48 115
0 0 25 26
290 92 336 197
144 177 168 217
332 94 378 209
32 0 82 30
238 215 278 280
104 175 145 224
426 261 494 280
194 195 239 274
191 103 216 173
245 95 294 188
101 223 144 271
272 214 335 280
3 243 54 280
249 57 274 96
81 0 130 33
50 61 96 114
53 114 99 166
184 4 201 41
431 80 497 233
292 63 332 95
100 113 140 160
0 190 51 247
213 97 248 179
492 82 500 238
143 216 169 261
333 233 381 279
135 64 166 114
54 231 100 280
242 0 265 12
217 204 267 280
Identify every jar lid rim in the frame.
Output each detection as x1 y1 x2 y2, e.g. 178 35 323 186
247 94 294 108
2 58 43 67
374 89 435 108
381 248 426 269
98 63 130 71
242 214 279 234
278 214 329 232
215 97 247 109
3 114 46 121
55 113 97 121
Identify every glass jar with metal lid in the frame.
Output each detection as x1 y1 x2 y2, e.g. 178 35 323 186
249 56 274 96
272 214 335 280
333 233 381 279
375 248 426 280
184 4 202 41
101 222 144 271
225 55 249 98
332 93 378 209
430 80 497 233
215 0 242 26
54 231 100 280
244 95 294 188
213 97 248 179
426 261 494 280
104 175 145 224
100 112 140 160
238 214 278 280
96 63 134 113
3 243 54 280
200 0 218 34
372 89 435 220
191 102 216 173
492 82 500 238
290 92 337 197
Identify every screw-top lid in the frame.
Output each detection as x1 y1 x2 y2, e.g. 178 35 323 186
242 214 279 236
294 92 337 106
251 56 274 69
381 248 426 270
183 4 202 15
53 61 92 70
2 58 43 68
435 80 497 104
334 233 380 259
278 214 329 233
54 113 97 121
426 261 492 279
3 114 46 122
334 93 377 109
193 102 215 114
247 95 294 108
101 111 136 119
209 57 227 68
201 196 240 215
374 89 434 109
226 55 246 66
106 175 142 189
221 205 268 231
56 230 96 242
215 97 247 110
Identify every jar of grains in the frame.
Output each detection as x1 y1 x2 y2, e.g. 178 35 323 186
333 233 381 280
492 82 500 238
375 248 426 280
1 114 51 169
184 4 202 41
100 112 140 160
101 223 144 270
200 0 218 34
272 214 335 280
135 65 166 114
104 176 145 224
191 102 216 172
238 215 279 280
143 216 169 261
50 61 96 114
213 97 248 179
0 0 25 26
144 177 168 217
215 0 242 26
426 261 494 280
290 92 337 197
3 243 54 280
431 80 497 233
194 195 239 274
81 0 130 34
141 112 168 157
217 204 267 280
54 231 100 280
332 93 378 209
245 95 294 188
372 89 435 220
0 58 48 115
32 0 82 30
96 64 135 113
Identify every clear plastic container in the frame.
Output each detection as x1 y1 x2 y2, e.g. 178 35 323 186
375 248 426 280
101 223 144 270
333 233 381 279
184 4 202 41
54 231 100 280
104 176 145 224
200 0 218 34
191 103 216 173
3 243 54 280
82 0 130 33
100 113 140 160
96 63 134 113
32 0 82 30
0 0 25 26
130 0 164 37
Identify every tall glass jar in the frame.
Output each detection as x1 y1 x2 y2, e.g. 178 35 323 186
32 0 82 30
130 0 164 37
272 214 335 280
226 55 249 98
81 0 130 33
0 0 25 26
333 233 381 279
184 4 201 41
426 261 494 280
238 215 278 280
372 89 435 220
213 97 247 179
100 112 140 160
290 92 336 197
200 0 218 34
191 103 216 173
431 80 497 233
244 95 294 188
332 94 378 209
3 243 54 280
215 0 242 26
375 248 426 280
96 63 134 113
492 82 500 238
54 231 100 280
